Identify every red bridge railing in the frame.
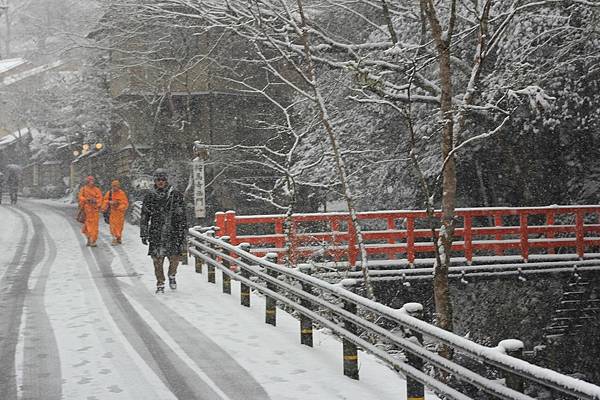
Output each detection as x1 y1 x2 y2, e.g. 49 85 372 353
213 205 600 265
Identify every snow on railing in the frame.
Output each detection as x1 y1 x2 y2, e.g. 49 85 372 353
187 228 600 400
214 206 600 266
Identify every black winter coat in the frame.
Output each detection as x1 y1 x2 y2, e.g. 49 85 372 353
140 185 188 257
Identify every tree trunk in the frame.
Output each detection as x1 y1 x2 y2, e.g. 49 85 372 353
421 0 456 351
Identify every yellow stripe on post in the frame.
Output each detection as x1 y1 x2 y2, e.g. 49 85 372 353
343 355 358 361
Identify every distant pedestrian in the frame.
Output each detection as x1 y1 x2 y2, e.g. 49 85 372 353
0 172 4 204
140 169 187 294
6 167 19 205
78 175 102 247
102 180 129 245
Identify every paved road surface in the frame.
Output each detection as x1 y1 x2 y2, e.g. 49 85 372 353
0 201 270 400
0 199 417 400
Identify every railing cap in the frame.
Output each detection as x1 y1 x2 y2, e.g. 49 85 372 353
403 302 424 314
497 339 525 353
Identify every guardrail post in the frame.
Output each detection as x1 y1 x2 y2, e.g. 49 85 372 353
520 213 529 262
194 251 203 273
498 339 525 393
404 303 425 400
576 210 584 258
342 299 359 380
299 265 313 347
221 236 231 294
239 242 251 307
193 228 204 274
206 230 216 283
265 253 278 326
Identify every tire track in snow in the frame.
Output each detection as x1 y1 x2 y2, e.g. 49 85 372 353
30 201 176 400
49 201 271 400
0 206 48 399
16 205 62 400
107 239 272 400
47 202 235 399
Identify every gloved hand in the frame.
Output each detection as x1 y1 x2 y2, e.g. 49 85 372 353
141 237 148 245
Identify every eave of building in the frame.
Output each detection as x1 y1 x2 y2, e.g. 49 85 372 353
115 90 263 99
0 57 28 76
0 60 65 89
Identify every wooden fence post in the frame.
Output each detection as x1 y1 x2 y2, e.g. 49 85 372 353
464 215 473 264
239 242 251 307
407 216 415 265
404 303 425 400
299 264 313 347
498 339 525 393
546 211 555 255
343 300 359 380
494 214 504 256
221 236 231 294
576 210 585 258
520 213 529 262
215 212 226 236
265 253 278 326
348 219 358 268
275 220 285 263
225 210 237 244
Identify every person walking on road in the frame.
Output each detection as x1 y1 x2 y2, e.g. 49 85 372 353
78 175 103 247
140 169 187 294
6 167 19 205
102 180 129 245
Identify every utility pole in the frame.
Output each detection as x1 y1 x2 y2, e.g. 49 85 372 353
0 0 8 58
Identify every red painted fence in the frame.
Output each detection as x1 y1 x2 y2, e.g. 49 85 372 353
213 206 600 265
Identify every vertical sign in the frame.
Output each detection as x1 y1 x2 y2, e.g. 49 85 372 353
193 157 206 218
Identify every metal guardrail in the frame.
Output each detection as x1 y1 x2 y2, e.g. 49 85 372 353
188 227 600 400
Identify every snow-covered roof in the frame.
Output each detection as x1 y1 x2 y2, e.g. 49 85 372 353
117 143 152 152
0 60 65 88
0 128 46 150
0 58 27 75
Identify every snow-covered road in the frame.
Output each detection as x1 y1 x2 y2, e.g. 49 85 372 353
0 199 433 400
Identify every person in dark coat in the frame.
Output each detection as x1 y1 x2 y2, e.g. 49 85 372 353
140 169 187 293
6 168 19 205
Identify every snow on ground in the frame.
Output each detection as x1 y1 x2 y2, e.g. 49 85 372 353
1 199 440 400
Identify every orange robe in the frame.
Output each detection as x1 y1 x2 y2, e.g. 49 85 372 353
102 189 129 240
78 185 103 243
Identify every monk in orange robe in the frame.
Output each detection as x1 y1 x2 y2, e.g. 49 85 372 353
102 180 129 245
78 175 103 247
